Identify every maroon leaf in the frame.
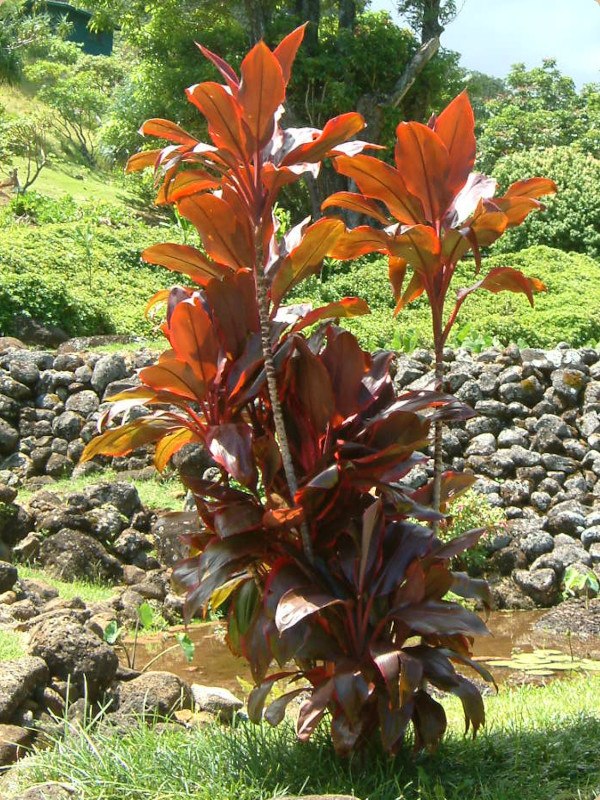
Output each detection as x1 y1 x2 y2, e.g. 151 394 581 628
275 586 343 633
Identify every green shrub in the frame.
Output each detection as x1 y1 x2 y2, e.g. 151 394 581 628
0 218 184 337
442 490 507 575
301 247 600 351
491 146 600 258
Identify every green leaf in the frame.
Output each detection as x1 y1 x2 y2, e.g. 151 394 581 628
103 620 121 645
176 632 195 663
138 602 154 630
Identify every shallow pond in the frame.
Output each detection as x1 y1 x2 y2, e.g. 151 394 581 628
127 610 600 690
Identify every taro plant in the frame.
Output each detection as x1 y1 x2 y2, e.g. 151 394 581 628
81 28 493 755
325 92 556 517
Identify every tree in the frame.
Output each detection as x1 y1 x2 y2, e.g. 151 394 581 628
0 0 53 84
476 60 599 173
397 0 458 43
24 39 124 164
0 113 51 192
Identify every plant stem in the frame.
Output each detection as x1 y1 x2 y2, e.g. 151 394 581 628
253 230 315 565
432 308 444 533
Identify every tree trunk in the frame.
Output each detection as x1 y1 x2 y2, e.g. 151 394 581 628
338 0 356 29
243 0 269 42
389 36 439 109
421 0 445 43
298 0 320 54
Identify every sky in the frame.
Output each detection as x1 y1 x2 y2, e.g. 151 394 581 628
370 0 600 88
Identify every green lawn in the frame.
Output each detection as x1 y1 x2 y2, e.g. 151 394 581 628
0 629 26 662
4 675 600 800
18 469 184 512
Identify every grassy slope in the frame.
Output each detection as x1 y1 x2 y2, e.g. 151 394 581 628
4 675 600 800
303 246 600 352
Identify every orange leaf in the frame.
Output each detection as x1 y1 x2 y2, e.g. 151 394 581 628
196 43 240 93
390 225 441 278
155 170 220 205
139 119 198 146
80 418 175 462
126 149 161 173
145 288 172 318
395 121 451 221
327 226 393 260
388 257 407 301
321 191 390 226
290 297 370 333
238 41 286 150
394 271 426 313
282 112 365 165
140 360 207 402
270 218 345 306
154 427 200 472
142 243 233 285
434 92 476 197
263 506 305 529
333 154 423 225
504 177 557 199
186 82 247 157
169 297 220 387
177 194 252 270
457 267 547 308
273 24 306 86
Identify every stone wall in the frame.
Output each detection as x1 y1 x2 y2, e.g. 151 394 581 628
2 339 600 608
393 343 600 607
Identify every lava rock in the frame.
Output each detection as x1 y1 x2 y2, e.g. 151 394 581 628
38 529 122 583
115 671 192 719
513 568 558 606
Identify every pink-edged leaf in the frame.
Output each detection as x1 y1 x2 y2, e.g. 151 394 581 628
457 267 547 308
282 112 365 165
205 423 257 488
359 499 382 592
270 217 345 306
391 600 489 637
297 679 334 741
265 687 307 726
321 327 369 421
139 119 198 146
140 360 207 402
275 586 343 633
239 41 286 150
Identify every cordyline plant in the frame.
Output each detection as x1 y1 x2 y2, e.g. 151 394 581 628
81 28 494 755
325 92 557 517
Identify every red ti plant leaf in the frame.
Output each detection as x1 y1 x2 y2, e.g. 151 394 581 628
297 679 335 741
456 267 547 309
238 42 286 150
270 217 345 307
154 427 200 472
273 24 306 86
169 296 220 388
195 44 240 93
275 586 343 633
177 195 252 270
394 121 451 222
281 112 365 166
125 149 161 173
186 82 247 158
142 243 233 286
433 91 476 198
139 119 198 146
289 297 370 335
80 417 176 462
205 423 257 489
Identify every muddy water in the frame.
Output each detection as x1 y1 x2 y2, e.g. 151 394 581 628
128 611 600 689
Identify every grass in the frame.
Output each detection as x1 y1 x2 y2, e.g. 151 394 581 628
18 469 185 512
4 675 600 800
17 565 116 604
0 629 26 661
